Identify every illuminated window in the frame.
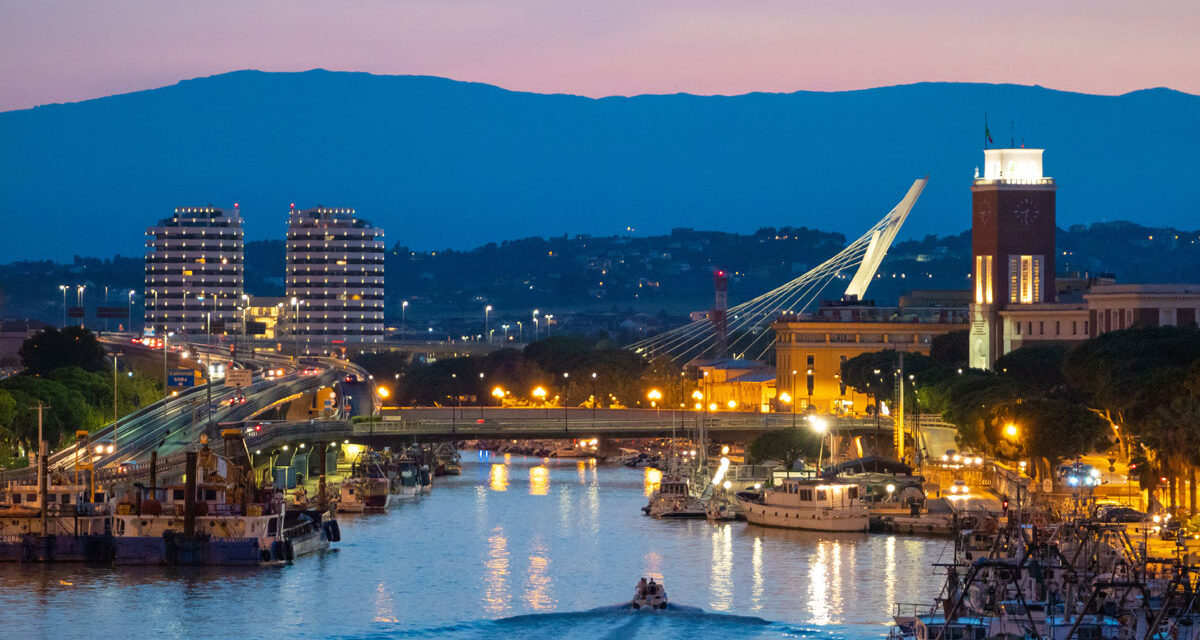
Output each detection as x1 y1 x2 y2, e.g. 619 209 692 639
974 255 994 304
1008 255 1043 304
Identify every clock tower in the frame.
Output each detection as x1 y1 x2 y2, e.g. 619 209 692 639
968 148 1057 369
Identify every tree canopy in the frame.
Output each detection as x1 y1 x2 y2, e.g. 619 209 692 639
19 326 106 375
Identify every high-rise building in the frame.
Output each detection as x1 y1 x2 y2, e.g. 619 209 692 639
144 205 245 336
285 205 385 345
968 148 1057 369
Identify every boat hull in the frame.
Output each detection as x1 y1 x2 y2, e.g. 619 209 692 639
740 501 869 532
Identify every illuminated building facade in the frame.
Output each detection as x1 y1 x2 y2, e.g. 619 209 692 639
144 205 244 335
773 297 967 414
968 148 1058 369
285 206 385 344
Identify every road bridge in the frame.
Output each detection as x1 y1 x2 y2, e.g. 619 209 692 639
239 408 895 452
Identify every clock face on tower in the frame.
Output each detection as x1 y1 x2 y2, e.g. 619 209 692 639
977 204 992 226
1013 197 1040 226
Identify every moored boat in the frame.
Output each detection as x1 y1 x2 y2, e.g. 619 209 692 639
738 477 869 532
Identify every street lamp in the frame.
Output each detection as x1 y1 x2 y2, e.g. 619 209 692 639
290 297 303 359
516 321 523 342
810 415 829 473
76 284 86 328
484 305 493 341
58 285 69 327
502 324 510 341
1005 423 1019 439
532 309 540 340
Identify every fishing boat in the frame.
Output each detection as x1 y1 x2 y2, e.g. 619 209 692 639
338 451 394 513
738 477 869 532
644 473 706 518
389 453 423 500
282 509 340 557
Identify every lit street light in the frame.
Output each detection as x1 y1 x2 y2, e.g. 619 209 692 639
810 415 829 472
58 284 69 327
484 305 493 342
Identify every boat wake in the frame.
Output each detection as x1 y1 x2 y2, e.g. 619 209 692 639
361 608 856 639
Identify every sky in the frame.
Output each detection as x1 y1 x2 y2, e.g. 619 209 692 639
2 0 1199 112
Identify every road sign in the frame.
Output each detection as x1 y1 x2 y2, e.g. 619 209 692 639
96 306 129 319
67 306 85 319
225 369 252 389
168 369 195 387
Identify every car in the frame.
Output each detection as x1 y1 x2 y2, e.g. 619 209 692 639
949 480 970 495
1104 507 1148 523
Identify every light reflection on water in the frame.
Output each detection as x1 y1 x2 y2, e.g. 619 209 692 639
0 454 950 639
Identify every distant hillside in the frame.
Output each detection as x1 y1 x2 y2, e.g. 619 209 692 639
1 69 1198 260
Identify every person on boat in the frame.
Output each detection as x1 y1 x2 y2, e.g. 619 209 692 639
647 579 658 596
637 577 647 597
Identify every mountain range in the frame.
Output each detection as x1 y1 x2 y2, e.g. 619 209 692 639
1 69 1198 261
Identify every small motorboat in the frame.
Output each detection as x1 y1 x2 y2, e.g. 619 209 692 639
631 578 668 610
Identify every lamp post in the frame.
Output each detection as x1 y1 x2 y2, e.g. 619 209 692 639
59 285 68 327
561 372 570 432
545 314 554 337
240 293 249 353
113 352 124 422
791 369 798 429
532 309 540 341
291 297 303 360
163 331 173 395
502 324 510 342
76 284 86 328
533 386 547 418
590 372 598 428
484 305 492 341
516 321 523 343
128 290 135 333
811 415 829 473
401 300 408 339
648 389 662 427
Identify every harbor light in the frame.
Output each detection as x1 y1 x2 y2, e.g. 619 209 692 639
691 390 704 401
809 415 828 434
376 386 390 398
721 445 730 455
1005 423 1019 438
974 457 983 465
779 391 792 404
532 386 547 400
492 386 506 399
647 389 662 402
708 403 718 411
886 484 896 494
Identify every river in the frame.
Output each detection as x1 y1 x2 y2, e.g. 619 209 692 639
0 452 951 639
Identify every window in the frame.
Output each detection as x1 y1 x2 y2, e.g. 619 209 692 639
12 494 20 504
1072 321 1077 335
816 490 827 501
61 494 71 504
173 489 184 501
800 489 813 501
1008 255 1043 303
975 255 994 304
1027 321 1033 335
204 489 217 501
1055 321 1060 335
848 486 859 499
1015 321 1021 335
1039 321 1044 335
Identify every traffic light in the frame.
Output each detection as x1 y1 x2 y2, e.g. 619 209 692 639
1002 498 1010 514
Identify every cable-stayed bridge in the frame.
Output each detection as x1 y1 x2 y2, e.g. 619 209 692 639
629 178 928 363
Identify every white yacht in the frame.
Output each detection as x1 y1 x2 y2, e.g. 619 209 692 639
738 477 869 532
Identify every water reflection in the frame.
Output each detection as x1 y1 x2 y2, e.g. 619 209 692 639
529 465 550 496
808 541 831 625
576 461 587 484
751 536 764 611
710 523 733 611
484 526 511 614
523 538 554 611
490 463 509 492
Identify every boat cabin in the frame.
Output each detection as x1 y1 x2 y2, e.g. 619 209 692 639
766 479 861 508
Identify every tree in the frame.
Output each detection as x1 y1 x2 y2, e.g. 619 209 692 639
993 344 1069 396
19 327 106 376
1006 399 1109 479
747 428 820 468
930 329 969 366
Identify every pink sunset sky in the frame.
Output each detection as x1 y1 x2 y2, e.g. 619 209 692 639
3 0 1198 111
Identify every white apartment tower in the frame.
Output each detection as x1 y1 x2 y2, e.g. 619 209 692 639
285 206 385 344
144 205 245 336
